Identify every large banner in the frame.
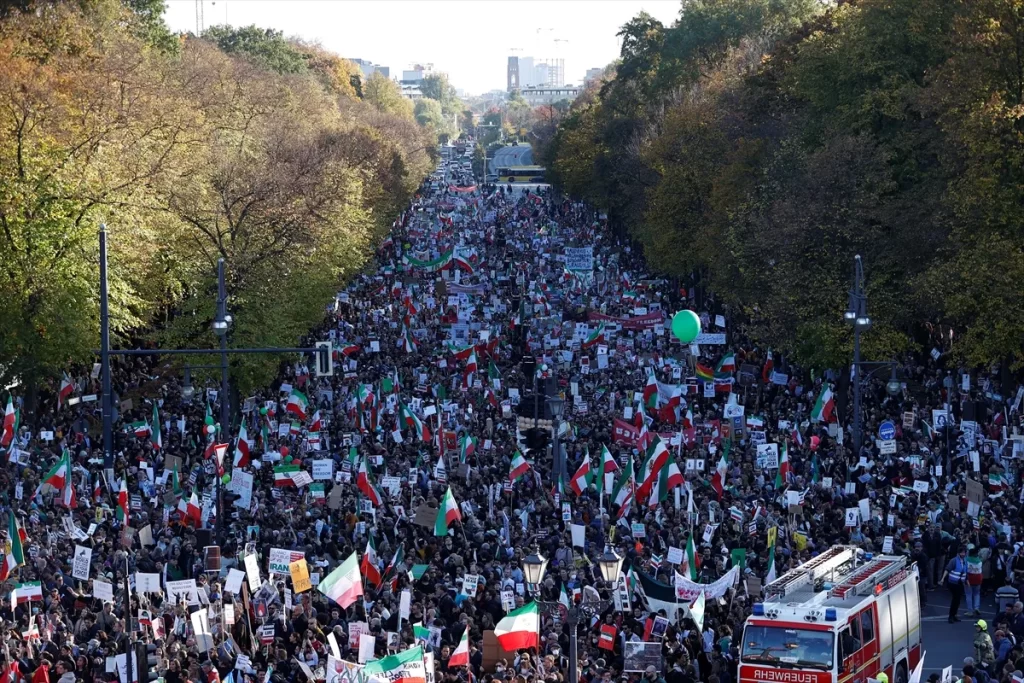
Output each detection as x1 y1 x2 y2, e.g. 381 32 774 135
565 247 594 272
674 565 740 601
588 311 664 330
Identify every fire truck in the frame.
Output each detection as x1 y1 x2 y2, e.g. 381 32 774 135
740 546 922 683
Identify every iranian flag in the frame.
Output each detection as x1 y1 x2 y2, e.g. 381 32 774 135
463 351 478 387
58 373 74 409
186 492 201 526
635 437 670 504
686 535 699 580
811 385 835 423
404 249 454 273
0 396 14 449
0 515 24 582
357 456 383 506
130 421 151 438
338 343 361 357
494 602 540 651
569 459 592 496
448 630 470 667
775 444 790 489
596 445 618 498
434 486 461 536
642 374 658 412
43 449 71 490
12 581 42 603
611 458 635 517
234 422 251 468
651 459 683 506
508 451 530 482
711 450 728 499
581 323 606 349
361 537 382 588
318 552 363 608
453 252 475 274
274 463 299 486
115 480 129 524
400 402 431 441
447 343 475 361
286 389 309 421
151 403 161 450
364 646 427 683
716 352 736 374
458 436 477 463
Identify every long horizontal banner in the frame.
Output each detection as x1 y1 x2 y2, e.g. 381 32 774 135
587 311 664 330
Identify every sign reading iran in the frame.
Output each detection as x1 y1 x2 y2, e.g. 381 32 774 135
268 548 305 575
565 247 594 272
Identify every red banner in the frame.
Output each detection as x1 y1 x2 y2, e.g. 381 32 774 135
588 311 664 330
613 418 638 445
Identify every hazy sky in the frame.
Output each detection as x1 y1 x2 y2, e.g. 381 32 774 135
163 0 682 94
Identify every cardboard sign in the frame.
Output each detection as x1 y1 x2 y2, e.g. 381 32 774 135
290 559 312 593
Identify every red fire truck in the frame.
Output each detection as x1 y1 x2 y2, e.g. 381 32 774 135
740 546 922 683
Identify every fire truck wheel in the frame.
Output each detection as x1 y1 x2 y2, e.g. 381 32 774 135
895 662 908 683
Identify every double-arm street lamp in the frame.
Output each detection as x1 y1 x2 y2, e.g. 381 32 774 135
97 225 333 543
844 255 901 456
522 546 623 683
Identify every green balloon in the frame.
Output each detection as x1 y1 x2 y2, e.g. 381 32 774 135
671 310 701 343
259 406 268 416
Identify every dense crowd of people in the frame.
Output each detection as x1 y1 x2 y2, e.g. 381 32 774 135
2 153 1024 683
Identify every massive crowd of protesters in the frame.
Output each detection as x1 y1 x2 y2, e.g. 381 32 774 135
3 154 1024 683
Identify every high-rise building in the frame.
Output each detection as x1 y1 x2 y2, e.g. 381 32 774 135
507 56 519 91
583 67 603 85
509 56 565 90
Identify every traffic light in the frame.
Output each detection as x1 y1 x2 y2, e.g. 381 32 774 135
314 341 333 377
134 642 159 683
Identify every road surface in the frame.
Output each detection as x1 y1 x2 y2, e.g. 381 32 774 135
489 143 533 174
920 585 1004 676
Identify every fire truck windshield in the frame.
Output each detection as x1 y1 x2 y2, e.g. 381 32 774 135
741 626 834 670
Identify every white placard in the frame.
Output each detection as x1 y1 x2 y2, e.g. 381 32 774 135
312 460 335 481
72 545 92 581
93 580 114 603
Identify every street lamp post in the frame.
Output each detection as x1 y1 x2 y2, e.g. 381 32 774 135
522 546 622 683
97 228 332 544
100 225 114 469
547 396 565 485
844 255 871 457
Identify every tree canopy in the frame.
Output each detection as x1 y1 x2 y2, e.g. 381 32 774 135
545 0 1024 370
0 0 434 397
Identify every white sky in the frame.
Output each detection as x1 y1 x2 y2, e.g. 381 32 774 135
163 0 682 95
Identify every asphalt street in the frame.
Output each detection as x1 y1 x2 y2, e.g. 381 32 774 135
920 585 1008 676
489 143 533 174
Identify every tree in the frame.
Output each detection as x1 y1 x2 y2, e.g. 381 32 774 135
202 25 308 74
460 109 475 134
364 72 414 118
414 98 446 133
0 0 435 402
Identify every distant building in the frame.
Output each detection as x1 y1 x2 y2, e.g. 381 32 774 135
350 58 390 79
400 84 424 100
507 55 565 91
583 67 603 85
507 56 519 91
520 85 580 106
401 63 434 86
